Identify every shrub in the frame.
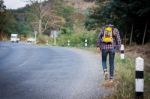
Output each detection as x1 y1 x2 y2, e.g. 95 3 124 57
37 34 50 44
57 31 98 47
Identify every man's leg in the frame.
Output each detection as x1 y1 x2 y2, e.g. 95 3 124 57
102 49 108 80
109 48 115 80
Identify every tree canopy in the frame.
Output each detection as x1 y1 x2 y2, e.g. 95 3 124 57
85 0 150 44
1 0 150 44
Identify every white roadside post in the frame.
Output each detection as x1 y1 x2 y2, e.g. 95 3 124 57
51 30 58 46
120 44 125 60
85 39 87 47
67 40 70 46
53 31 57 45
34 31 37 44
46 40 48 45
135 57 144 99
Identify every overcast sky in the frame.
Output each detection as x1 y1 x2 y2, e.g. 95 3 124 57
4 0 28 9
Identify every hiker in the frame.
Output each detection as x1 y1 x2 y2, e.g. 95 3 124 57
97 22 121 82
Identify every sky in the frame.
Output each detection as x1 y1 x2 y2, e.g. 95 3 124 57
4 0 28 9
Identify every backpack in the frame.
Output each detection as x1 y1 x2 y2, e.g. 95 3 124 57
102 26 115 43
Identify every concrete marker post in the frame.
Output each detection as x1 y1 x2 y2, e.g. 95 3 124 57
85 39 87 47
135 57 144 99
68 40 70 46
46 40 48 45
120 44 125 60
34 31 37 44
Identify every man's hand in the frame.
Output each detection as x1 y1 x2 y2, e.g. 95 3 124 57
97 47 101 53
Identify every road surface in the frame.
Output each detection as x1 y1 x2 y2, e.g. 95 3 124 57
0 42 110 99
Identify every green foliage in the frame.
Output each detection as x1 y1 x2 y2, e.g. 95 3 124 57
57 5 74 17
85 18 97 30
85 0 150 44
37 34 50 44
0 0 7 32
60 27 72 35
17 22 32 35
56 5 75 31
4 13 32 36
0 12 8 32
84 0 95 2
114 56 135 99
57 31 97 47
56 35 70 46
113 53 150 99
0 0 33 40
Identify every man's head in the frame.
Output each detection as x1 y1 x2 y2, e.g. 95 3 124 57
106 20 114 27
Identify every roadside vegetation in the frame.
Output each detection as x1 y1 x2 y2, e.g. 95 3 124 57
84 46 150 99
55 31 97 47
99 44 150 99
0 0 150 99
112 55 135 99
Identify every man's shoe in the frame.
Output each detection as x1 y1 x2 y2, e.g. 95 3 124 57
109 79 114 83
104 71 109 80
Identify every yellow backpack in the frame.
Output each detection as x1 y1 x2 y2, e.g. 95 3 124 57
102 26 114 43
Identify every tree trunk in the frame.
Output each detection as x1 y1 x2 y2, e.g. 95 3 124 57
124 32 127 45
0 32 2 40
142 22 148 45
38 19 42 34
129 24 134 45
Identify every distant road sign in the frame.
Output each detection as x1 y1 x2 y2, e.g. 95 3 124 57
51 30 58 38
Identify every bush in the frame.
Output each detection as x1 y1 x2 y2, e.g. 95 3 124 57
37 34 50 44
57 31 98 47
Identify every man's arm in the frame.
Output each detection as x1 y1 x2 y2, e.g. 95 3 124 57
114 28 121 50
96 28 104 48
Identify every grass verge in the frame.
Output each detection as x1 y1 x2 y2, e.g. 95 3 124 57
112 55 135 99
80 47 150 99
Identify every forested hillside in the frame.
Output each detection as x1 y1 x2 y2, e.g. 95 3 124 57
0 1 150 98
0 0 150 45
0 0 94 40
85 0 150 45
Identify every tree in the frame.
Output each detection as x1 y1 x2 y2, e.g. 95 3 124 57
56 5 75 34
26 0 66 35
0 0 5 12
84 0 95 2
0 0 7 40
85 0 150 44
26 0 51 34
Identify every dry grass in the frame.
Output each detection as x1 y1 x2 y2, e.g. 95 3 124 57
82 45 150 99
65 0 96 10
125 44 150 98
111 44 150 99
98 44 150 99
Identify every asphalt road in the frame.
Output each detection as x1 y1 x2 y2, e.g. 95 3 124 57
0 42 110 99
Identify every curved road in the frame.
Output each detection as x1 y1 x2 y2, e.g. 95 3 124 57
0 42 110 99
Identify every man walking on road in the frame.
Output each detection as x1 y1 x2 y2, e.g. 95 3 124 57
97 21 121 82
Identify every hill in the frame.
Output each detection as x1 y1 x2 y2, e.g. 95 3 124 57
65 0 95 10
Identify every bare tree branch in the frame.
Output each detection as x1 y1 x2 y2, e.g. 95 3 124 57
26 0 53 34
